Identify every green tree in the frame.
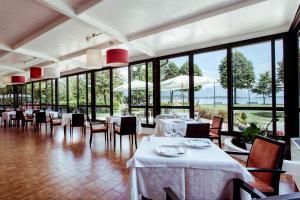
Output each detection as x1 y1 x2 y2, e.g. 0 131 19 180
161 62 179 81
218 51 255 104
252 71 272 104
179 61 203 91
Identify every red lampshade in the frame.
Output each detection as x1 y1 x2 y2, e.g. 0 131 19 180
11 76 25 84
30 67 42 80
106 49 128 67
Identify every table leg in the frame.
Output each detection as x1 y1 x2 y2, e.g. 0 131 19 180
64 125 66 136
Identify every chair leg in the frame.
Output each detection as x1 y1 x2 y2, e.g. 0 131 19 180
120 135 122 150
218 136 221 148
134 133 137 149
114 133 116 149
89 132 93 147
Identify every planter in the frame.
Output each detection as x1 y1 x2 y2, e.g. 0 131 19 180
224 137 249 162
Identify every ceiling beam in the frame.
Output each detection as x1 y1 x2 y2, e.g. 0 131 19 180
128 0 268 41
75 0 104 15
14 48 60 62
0 64 25 73
11 15 69 50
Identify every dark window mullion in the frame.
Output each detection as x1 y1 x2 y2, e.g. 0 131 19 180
271 40 277 136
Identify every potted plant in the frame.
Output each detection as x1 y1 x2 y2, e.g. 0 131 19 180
241 122 261 150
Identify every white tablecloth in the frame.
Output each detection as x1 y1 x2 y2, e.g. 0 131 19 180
1 111 15 122
127 137 253 200
154 118 202 137
106 116 142 134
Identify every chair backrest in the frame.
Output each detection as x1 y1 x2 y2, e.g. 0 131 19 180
246 136 285 192
16 111 23 120
185 123 210 138
210 116 223 135
120 117 136 135
35 112 46 123
72 113 85 127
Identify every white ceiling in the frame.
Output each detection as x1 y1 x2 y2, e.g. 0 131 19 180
0 0 298 77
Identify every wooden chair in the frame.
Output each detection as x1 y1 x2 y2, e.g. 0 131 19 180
49 114 61 134
20 112 33 128
227 135 285 196
185 123 210 138
9 111 22 127
70 113 86 136
88 117 108 147
209 116 223 148
113 116 137 150
35 112 49 131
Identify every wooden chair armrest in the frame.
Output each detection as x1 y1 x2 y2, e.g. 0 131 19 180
225 151 250 155
233 178 267 199
246 168 285 173
163 187 181 200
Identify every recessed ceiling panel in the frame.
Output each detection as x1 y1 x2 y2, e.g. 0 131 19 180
0 0 61 46
22 19 114 58
85 0 240 37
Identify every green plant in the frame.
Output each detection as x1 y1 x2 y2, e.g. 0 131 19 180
234 112 247 125
242 122 261 144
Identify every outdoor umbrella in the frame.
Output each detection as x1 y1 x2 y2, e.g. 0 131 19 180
114 80 153 92
160 75 212 103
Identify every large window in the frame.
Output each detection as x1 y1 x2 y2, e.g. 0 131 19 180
113 67 128 116
33 82 40 109
194 50 228 130
130 62 153 124
160 56 189 116
58 77 67 111
68 76 77 112
78 74 87 114
40 81 46 109
95 70 110 120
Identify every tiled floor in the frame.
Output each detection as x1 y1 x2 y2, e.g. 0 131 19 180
0 125 297 200
0 125 135 200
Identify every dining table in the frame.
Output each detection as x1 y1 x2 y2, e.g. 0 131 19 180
154 118 202 137
127 137 253 200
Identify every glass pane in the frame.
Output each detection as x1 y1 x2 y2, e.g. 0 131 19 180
276 111 285 137
232 42 272 107
79 106 87 115
33 82 40 109
88 73 91 105
41 81 46 105
194 50 228 130
96 107 110 120
95 70 110 106
131 63 146 106
275 39 284 107
148 62 153 106
113 67 128 115
78 74 86 105
68 76 77 112
58 77 67 105
46 80 52 108
233 110 273 132
26 83 32 109
131 108 146 124
160 56 189 106
148 107 154 124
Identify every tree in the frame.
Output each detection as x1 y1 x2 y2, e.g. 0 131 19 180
161 62 179 81
218 51 255 104
179 61 203 91
252 71 272 104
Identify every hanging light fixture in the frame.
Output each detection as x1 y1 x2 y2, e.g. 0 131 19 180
106 48 128 67
11 75 26 85
43 66 60 79
86 33 103 69
30 66 42 80
86 49 102 69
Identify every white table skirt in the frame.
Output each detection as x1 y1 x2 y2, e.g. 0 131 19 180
127 137 253 200
154 118 202 137
106 116 142 135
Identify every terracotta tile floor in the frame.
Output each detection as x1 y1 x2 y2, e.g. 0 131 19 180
0 125 136 200
0 125 297 200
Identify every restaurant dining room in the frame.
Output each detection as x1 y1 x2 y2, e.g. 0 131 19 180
0 0 300 200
